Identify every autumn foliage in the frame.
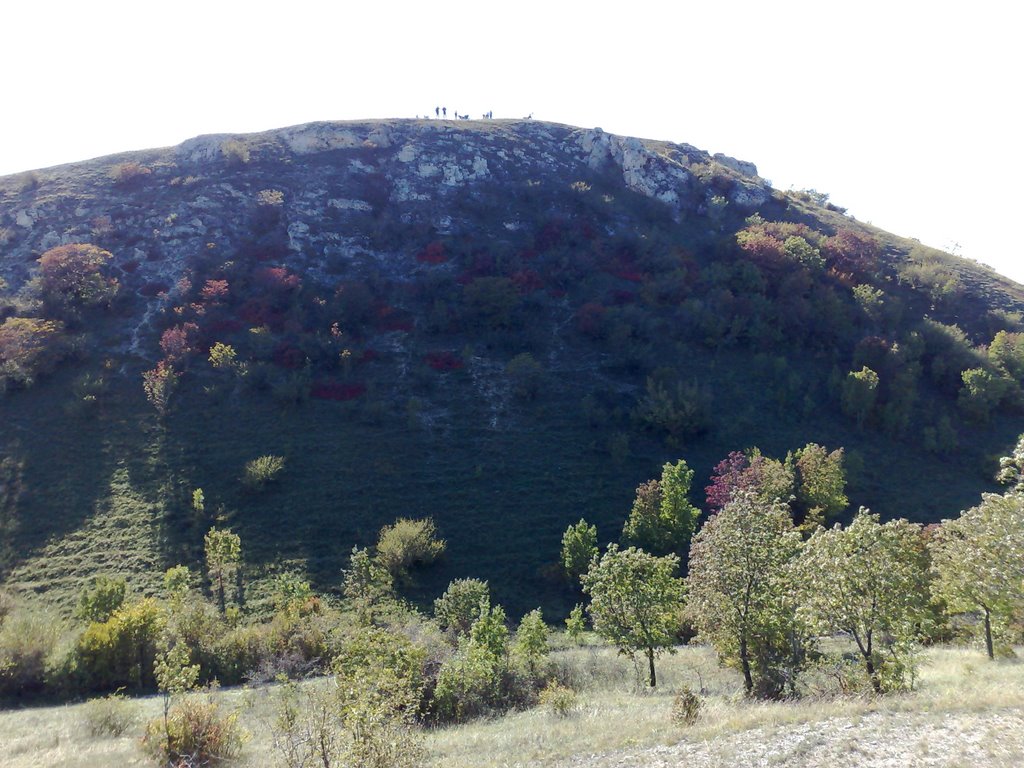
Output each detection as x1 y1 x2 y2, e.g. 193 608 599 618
0 317 67 388
36 244 118 316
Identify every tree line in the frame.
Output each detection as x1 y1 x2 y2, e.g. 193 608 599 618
1 438 1022 764
565 439 1024 696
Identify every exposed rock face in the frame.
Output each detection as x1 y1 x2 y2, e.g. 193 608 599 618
0 119 775 355
713 152 758 178
573 128 693 207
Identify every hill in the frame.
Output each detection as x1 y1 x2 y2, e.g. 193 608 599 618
2 118 1024 615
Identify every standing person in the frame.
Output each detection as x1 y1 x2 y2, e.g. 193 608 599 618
443 107 447 118
435 106 439 117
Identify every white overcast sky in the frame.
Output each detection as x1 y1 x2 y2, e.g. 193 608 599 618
4 1 1022 283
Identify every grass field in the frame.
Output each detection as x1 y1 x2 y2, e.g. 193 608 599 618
5 335 1019 622
1 642 1021 767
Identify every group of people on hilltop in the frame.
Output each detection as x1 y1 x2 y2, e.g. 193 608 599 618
421 108 524 120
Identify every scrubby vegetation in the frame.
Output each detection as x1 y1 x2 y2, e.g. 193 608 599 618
0 432 1021 765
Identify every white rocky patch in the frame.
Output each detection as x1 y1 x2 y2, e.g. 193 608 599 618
328 198 372 212
288 221 310 251
279 124 361 155
176 134 233 163
391 178 429 202
713 152 759 178
728 182 771 210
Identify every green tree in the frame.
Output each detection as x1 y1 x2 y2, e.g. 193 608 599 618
622 459 700 557
433 640 501 722
560 519 598 583
336 665 425 768
794 510 929 693
204 528 242 614
270 572 314 616
75 575 127 623
997 433 1024 492
930 493 1024 658
434 578 490 637
841 366 879 428
989 330 1024 381
685 491 804 698
632 377 710 441
433 601 511 721
565 604 586 644
343 546 394 623
469 602 509 662
191 488 205 515
582 544 684 688
153 639 201 754
783 235 824 270
513 608 549 674
791 443 848 528
163 565 193 602
958 367 1014 423
853 284 886 326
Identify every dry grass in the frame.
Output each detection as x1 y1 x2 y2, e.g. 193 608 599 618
422 644 1024 768
0 644 1021 767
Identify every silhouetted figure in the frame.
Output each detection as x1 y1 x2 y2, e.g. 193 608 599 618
443 107 447 118
435 106 439 117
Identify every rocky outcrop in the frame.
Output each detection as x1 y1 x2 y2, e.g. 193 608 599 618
713 152 758 178
0 118 781 353
571 128 695 210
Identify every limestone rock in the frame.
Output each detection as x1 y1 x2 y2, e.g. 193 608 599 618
728 180 772 210
713 153 758 178
279 123 361 155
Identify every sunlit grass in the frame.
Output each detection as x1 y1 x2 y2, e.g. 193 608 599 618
0 643 1021 767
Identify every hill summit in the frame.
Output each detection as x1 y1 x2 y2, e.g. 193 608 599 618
1 119 1023 613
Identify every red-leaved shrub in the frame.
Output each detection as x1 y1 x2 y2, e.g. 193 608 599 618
310 381 366 401
425 351 464 372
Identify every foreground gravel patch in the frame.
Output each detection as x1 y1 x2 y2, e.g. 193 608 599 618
556 709 1024 768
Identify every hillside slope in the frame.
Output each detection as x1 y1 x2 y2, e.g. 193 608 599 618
2 119 1023 614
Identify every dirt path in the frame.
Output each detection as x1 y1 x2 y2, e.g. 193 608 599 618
556 709 1024 768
